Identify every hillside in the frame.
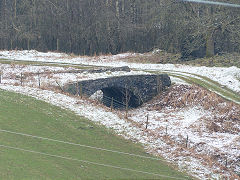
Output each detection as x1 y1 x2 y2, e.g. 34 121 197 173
0 89 190 179
0 50 240 179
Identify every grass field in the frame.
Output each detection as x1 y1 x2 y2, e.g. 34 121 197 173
0 89 190 179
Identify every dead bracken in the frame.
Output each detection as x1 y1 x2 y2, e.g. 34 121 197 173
127 84 240 178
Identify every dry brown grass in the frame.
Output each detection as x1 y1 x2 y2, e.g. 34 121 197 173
148 84 240 135
122 51 181 64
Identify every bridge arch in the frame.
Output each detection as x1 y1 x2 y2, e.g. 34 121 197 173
64 74 171 109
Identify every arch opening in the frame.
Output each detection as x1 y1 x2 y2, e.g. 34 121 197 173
98 87 142 109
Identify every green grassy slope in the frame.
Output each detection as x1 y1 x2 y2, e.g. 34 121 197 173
0 89 190 179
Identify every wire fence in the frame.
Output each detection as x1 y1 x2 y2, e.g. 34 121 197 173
0 70 166 109
0 144 186 179
0 70 235 177
0 69 169 113
73 79 166 110
102 95 126 109
0 129 167 162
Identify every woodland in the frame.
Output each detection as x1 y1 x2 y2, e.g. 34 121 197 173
0 0 240 58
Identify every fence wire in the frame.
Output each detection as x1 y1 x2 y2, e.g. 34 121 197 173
75 82 167 110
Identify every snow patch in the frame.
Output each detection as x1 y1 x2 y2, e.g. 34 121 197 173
1 50 239 93
0 50 239 179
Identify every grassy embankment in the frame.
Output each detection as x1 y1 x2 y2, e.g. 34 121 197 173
169 72 240 104
149 70 240 104
168 70 240 102
0 89 190 179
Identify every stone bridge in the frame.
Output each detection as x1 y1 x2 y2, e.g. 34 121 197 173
64 74 171 108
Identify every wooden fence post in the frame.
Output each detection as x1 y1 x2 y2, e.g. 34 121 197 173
111 97 113 111
145 114 149 129
125 88 128 118
37 72 41 88
79 83 82 98
75 83 79 96
55 80 64 92
186 135 189 148
20 73 23 86
157 76 160 94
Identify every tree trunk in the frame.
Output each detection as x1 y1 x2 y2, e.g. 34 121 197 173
27 39 30 50
121 0 125 13
116 0 120 18
14 0 17 18
206 29 215 57
4 0 7 30
57 38 60 51
66 0 69 11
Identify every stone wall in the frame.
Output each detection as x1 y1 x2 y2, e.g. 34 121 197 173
64 74 171 107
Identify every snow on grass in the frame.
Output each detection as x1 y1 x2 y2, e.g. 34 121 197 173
0 50 69 62
169 76 190 85
0 84 135 136
0 50 239 93
0 63 149 88
128 104 239 178
0 84 229 180
0 50 240 179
